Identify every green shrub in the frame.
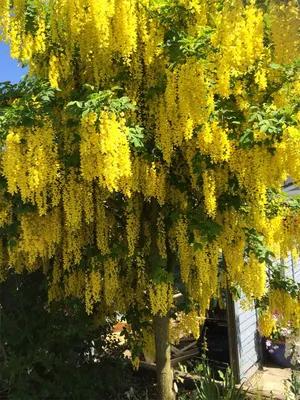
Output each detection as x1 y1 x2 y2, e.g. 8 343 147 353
178 361 247 400
0 271 126 399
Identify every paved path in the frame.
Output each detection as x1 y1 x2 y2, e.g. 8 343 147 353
246 362 291 399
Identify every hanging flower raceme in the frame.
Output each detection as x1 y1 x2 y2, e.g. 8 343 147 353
211 0 265 98
149 281 173 316
80 111 132 192
2 123 60 214
192 237 220 316
270 0 300 65
171 310 202 345
85 259 103 315
269 289 300 329
126 195 141 257
175 217 192 284
197 121 231 163
258 311 277 338
202 170 217 218
19 208 62 267
241 254 266 300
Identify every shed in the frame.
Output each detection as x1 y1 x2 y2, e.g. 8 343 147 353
229 252 300 383
227 180 300 383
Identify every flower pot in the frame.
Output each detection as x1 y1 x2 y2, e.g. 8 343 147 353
266 340 292 368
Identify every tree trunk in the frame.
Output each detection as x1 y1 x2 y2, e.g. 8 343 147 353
154 315 175 400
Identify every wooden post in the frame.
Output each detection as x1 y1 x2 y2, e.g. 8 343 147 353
225 288 241 384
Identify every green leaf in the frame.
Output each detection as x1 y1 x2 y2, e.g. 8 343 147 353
239 130 254 148
65 153 80 167
82 109 90 118
260 124 268 132
9 239 17 250
71 133 81 145
191 242 203 251
169 211 180 221
269 63 281 70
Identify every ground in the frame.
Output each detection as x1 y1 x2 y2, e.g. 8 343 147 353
246 361 291 400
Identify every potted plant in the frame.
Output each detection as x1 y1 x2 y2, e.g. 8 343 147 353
265 315 292 368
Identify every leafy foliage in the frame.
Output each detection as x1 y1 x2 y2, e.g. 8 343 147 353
0 78 59 133
178 362 247 400
0 271 127 400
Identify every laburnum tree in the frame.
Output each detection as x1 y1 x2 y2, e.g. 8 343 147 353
0 1 300 399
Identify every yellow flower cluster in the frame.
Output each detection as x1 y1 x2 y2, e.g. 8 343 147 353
138 161 166 206
142 325 156 362
211 1 264 97
18 208 61 267
80 112 131 192
85 268 102 315
63 170 94 230
64 270 85 300
156 59 213 164
0 0 142 87
269 289 300 329
113 0 137 59
220 212 246 284
0 0 9 40
175 218 192 284
171 310 202 344
258 312 276 338
104 259 119 307
95 189 110 256
2 124 60 214
192 239 219 317
157 213 167 259
149 282 173 316
126 196 141 257
255 68 268 91
202 170 217 219
197 121 231 164
270 0 299 65
242 254 266 300
0 188 12 227
134 256 148 306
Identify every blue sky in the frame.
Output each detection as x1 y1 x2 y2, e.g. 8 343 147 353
0 42 27 83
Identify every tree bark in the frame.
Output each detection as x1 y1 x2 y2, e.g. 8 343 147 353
150 197 175 400
154 315 175 400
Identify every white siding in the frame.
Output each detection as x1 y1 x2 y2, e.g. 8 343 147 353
285 252 300 284
234 300 260 381
295 258 300 283
282 180 300 283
